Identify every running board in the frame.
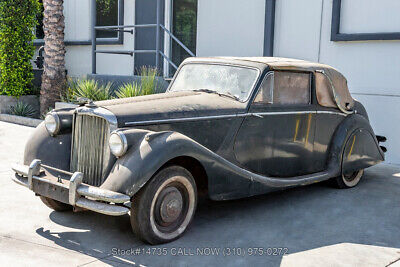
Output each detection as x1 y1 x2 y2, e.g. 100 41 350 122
250 170 334 188
212 151 338 188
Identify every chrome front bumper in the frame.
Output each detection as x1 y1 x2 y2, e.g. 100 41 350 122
12 159 130 216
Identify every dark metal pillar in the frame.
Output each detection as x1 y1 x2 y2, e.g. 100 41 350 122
155 0 161 71
91 0 97 74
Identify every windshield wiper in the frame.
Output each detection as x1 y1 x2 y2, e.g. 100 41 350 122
193 89 240 102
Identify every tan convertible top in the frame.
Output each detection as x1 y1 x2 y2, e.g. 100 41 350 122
185 57 355 112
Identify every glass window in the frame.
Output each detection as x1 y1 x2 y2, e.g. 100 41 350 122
36 0 44 39
96 0 119 38
171 0 198 70
254 72 274 104
169 64 260 101
273 71 310 105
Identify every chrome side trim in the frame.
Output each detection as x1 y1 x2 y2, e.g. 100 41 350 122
317 110 348 116
124 110 347 126
254 111 317 116
125 114 242 126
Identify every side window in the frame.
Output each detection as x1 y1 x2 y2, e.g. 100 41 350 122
254 72 274 104
273 71 311 105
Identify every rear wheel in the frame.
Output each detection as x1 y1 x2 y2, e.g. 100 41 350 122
39 196 72 211
332 169 364 189
130 166 197 244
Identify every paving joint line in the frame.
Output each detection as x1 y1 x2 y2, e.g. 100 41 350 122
386 255 400 267
1 234 103 258
77 254 113 267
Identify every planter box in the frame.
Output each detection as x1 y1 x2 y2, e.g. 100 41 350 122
0 95 40 118
86 74 169 94
0 113 42 127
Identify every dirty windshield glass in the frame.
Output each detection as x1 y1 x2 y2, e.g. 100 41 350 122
169 64 259 101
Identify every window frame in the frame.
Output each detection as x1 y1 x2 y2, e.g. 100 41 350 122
331 0 400 41
252 70 312 106
168 62 262 103
33 0 124 47
253 72 274 105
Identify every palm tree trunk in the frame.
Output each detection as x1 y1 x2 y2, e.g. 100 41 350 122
40 0 66 114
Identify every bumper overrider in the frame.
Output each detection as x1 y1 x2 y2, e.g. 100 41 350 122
11 159 130 216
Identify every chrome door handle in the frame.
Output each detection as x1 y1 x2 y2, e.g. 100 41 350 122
251 113 264 118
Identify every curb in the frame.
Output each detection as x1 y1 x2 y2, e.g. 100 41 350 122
0 113 42 127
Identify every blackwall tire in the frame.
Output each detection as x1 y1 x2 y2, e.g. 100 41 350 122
332 169 364 189
39 196 73 211
130 165 197 245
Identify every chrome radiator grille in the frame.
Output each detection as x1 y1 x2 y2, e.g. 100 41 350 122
71 114 110 186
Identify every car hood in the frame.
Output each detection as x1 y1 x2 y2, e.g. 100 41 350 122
95 91 247 127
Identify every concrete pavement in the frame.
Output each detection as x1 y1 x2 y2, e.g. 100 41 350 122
0 121 400 266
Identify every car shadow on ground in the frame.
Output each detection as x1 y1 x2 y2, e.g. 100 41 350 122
35 165 400 266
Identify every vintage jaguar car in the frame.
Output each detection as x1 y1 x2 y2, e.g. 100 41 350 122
12 57 386 244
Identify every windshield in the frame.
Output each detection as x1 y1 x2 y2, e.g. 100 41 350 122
169 63 260 101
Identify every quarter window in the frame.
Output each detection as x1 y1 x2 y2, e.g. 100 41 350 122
254 72 274 104
273 71 310 105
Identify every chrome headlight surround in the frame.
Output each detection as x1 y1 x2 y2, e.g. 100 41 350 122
44 112 61 136
109 131 128 157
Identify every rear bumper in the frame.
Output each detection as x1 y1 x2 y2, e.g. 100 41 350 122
12 159 130 216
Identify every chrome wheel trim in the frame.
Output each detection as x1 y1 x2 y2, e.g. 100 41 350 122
342 169 364 187
150 176 195 240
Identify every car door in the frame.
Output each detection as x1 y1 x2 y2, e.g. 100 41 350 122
234 70 317 177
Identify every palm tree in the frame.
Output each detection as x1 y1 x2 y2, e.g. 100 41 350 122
40 0 66 114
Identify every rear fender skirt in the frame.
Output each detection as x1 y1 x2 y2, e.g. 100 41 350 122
327 114 384 176
342 129 384 175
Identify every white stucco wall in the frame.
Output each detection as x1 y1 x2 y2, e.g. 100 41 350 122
63 0 135 77
196 0 266 57
274 0 400 165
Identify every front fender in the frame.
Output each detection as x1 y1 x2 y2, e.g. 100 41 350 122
100 129 254 199
24 122 71 172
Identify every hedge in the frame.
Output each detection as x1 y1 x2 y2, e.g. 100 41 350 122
0 0 40 96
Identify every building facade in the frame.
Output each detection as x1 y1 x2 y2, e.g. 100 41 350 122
34 0 400 165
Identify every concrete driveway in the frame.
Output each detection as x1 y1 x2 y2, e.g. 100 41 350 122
0 121 400 267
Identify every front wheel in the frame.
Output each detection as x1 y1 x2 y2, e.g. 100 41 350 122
130 166 197 244
332 169 364 189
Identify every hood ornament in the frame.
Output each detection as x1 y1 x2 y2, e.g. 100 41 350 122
76 97 97 108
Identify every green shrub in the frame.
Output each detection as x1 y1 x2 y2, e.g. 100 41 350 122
65 78 113 102
115 82 143 98
9 102 37 118
0 0 40 96
140 66 158 95
116 67 158 98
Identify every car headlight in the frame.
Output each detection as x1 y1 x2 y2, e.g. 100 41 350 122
45 113 60 136
109 131 128 157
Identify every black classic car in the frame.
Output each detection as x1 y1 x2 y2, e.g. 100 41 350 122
12 57 386 244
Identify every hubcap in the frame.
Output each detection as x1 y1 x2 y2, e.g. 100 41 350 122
342 169 364 187
343 171 358 182
149 174 196 240
159 187 183 223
